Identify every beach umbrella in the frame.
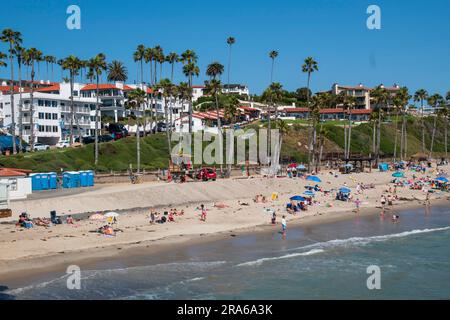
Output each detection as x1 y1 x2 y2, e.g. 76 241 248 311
290 195 306 201
339 187 351 193
306 175 322 183
89 213 104 221
303 190 315 197
288 163 298 168
435 176 449 183
392 172 405 178
296 164 307 170
104 212 120 218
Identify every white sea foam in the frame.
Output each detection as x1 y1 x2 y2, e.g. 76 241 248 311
236 249 325 267
237 226 450 268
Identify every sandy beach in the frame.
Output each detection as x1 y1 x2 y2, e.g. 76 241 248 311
1 165 449 280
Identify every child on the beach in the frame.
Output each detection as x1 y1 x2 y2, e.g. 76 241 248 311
281 215 287 234
354 198 361 212
200 204 207 222
271 211 277 225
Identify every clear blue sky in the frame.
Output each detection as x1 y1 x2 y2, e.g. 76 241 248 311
0 0 449 96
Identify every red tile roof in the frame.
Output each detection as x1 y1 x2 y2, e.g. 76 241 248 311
284 108 310 113
81 84 119 91
0 168 30 177
239 105 260 112
37 84 60 92
0 85 21 94
320 108 344 114
348 109 371 115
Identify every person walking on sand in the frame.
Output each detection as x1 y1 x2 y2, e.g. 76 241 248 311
200 204 207 222
380 195 386 208
354 198 361 213
281 216 287 234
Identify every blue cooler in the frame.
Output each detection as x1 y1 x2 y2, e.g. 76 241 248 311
30 173 42 191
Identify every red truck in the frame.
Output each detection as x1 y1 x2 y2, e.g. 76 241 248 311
196 168 217 181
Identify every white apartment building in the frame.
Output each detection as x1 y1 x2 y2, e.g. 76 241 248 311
222 84 250 96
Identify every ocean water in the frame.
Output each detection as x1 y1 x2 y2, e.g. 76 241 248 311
2 204 450 300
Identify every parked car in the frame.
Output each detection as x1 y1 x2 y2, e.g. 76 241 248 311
75 136 95 144
27 143 50 151
196 168 217 181
98 134 114 143
56 140 70 148
152 122 167 133
108 123 128 137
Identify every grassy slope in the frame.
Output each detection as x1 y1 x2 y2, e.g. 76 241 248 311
1 117 447 172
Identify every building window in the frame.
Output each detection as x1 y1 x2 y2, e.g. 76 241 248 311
52 126 58 132
73 91 79 96
52 101 57 107
38 125 44 132
38 112 44 119
38 100 44 106
52 113 58 120
45 100 51 107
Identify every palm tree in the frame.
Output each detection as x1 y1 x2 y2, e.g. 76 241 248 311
225 95 240 174
1 28 22 154
302 57 318 171
133 44 145 84
205 61 225 133
87 53 107 165
371 86 389 163
276 118 290 166
44 55 56 80
166 52 179 82
126 88 147 173
0 51 6 67
23 48 42 150
15 45 26 151
61 55 83 146
107 60 128 82
414 89 428 153
393 87 411 160
226 37 235 93
156 47 165 79
427 94 445 160
437 97 449 160
181 50 199 133
157 79 176 156
338 92 357 158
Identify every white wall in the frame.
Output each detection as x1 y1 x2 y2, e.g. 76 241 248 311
0 177 32 200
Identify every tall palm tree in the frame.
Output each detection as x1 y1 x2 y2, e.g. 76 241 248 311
157 79 176 156
133 44 145 84
107 60 128 82
205 61 225 134
0 51 6 67
15 45 26 151
266 50 279 159
437 96 449 160
340 92 357 158
153 45 164 83
126 88 147 173
393 87 411 160
414 89 428 153
44 55 56 80
1 28 22 154
61 55 83 146
302 57 318 171
181 50 199 133
87 53 107 165
226 37 235 93
427 94 444 160
225 95 240 174
178 82 192 120
144 47 155 86
166 52 179 82
371 86 389 163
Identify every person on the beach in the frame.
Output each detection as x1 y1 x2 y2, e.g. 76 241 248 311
354 198 361 213
425 192 431 206
281 216 287 234
380 195 386 208
66 215 74 224
150 211 155 224
168 211 175 222
271 211 277 225
200 204 207 221
392 214 399 223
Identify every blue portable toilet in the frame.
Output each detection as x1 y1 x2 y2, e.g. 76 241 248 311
79 171 89 187
63 171 80 188
30 173 42 191
49 172 57 189
40 173 49 190
86 170 94 187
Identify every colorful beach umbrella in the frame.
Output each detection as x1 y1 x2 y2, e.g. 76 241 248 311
296 164 307 170
89 213 104 220
104 212 120 218
290 195 306 201
339 187 351 193
306 175 322 183
303 190 315 197
435 176 449 183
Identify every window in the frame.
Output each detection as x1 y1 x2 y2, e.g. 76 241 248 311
73 91 79 96
38 112 44 119
52 126 58 132
38 100 44 106
52 101 57 107
46 126 51 132
38 125 44 132
52 113 58 120
45 113 52 120
44 100 51 107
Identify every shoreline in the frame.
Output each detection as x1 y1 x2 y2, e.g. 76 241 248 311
1 197 447 285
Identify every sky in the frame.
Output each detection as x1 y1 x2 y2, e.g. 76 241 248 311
0 0 449 96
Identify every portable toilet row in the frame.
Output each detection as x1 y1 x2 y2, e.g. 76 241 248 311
30 172 57 191
79 170 94 187
63 172 81 189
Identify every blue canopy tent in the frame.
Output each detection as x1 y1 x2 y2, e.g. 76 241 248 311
290 196 306 201
379 163 389 172
306 175 322 183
